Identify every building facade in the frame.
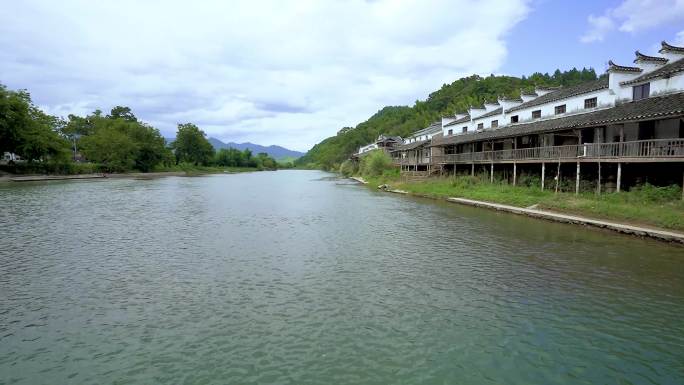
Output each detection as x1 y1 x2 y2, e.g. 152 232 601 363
427 41 684 192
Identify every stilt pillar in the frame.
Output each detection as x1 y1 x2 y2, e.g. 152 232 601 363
471 163 474 176
513 162 517 186
575 161 580 195
490 163 494 183
617 163 622 193
541 162 545 191
597 162 602 195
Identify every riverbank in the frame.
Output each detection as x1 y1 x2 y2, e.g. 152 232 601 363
354 174 684 241
0 167 263 182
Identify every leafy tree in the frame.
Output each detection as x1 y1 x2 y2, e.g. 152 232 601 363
108 106 137 122
0 84 69 161
79 126 137 171
172 123 214 165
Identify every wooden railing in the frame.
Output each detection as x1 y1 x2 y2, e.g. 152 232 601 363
423 139 684 164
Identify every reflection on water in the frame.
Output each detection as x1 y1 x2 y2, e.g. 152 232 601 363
0 170 682 384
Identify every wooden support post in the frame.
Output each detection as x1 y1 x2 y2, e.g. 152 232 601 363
490 162 494 183
575 161 580 195
554 160 561 194
541 162 545 191
513 162 517 186
471 163 475 176
597 162 602 195
617 162 622 193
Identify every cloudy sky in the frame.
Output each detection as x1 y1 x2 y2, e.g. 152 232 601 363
1 0 683 151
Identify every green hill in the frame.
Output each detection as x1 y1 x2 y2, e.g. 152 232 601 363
296 68 601 170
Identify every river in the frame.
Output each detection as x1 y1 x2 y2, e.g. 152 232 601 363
0 170 682 384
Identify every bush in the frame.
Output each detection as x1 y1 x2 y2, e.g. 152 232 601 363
359 150 394 177
339 159 358 177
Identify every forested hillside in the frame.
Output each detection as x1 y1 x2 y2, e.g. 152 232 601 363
296 68 601 169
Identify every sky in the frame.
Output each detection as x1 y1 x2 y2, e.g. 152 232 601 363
1 0 683 152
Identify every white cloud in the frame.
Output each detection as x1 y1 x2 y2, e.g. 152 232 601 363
581 0 684 43
675 30 684 45
580 14 615 43
0 0 530 151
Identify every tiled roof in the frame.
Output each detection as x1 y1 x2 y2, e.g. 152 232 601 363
473 107 503 120
621 56 684 85
412 121 442 136
507 78 609 113
660 41 684 54
432 91 684 147
607 60 643 73
634 50 668 63
499 96 523 102
444 114 471 127
392 139 430 151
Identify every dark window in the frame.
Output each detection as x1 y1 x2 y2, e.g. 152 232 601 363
491 120 498 128
554 105 566 115
532 110 541 119
462 126 467 133
633 83 650 100
448 129 453 136
477 123 484 130
584 97 597 109
510 115 519 123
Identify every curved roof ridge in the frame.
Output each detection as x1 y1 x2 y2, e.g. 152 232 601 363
634 50 668 63
608 60 642 73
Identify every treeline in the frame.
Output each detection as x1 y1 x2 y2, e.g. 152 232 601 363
296 68 600 169
0 83 278 174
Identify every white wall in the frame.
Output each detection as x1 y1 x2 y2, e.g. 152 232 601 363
650 69 684 95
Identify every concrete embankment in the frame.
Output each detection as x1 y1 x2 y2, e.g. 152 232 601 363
374 185 684 245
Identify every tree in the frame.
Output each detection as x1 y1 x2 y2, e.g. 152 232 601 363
108 106 137 122
172 123 214 165
80 126 137 172
0 84 69 161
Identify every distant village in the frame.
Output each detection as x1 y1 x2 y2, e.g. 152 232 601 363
352 41 684 194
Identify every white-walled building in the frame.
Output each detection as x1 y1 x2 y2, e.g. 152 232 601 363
439 41 684 140
423 40 684 191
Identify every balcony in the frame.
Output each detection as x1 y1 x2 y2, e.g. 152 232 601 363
432 139 684 164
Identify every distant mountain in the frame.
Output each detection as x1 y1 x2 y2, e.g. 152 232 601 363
165 137 304 160
207 138 304 160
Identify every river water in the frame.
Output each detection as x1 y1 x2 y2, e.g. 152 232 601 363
0 170 682 384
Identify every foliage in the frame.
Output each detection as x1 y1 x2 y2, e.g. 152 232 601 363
214 148 278 170
172 123 215 166
296 68 599 168
72 108 171 172
358 150 394 177
0 84 70 161
338 159 358 177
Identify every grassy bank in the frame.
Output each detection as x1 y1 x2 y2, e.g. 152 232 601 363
361 173 684 232
152 164 261 175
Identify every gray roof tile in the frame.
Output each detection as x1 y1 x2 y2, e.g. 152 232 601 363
432 91 684 146
507 78 609 113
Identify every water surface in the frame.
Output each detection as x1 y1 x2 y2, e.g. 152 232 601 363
1 170 683 384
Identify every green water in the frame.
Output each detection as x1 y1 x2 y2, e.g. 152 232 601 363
0 170 682 384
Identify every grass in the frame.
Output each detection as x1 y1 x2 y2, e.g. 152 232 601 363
361 173 684 232
152 164 261 175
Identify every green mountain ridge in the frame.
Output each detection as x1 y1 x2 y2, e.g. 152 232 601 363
296 68 601 170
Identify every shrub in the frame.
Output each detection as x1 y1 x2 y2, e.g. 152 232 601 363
339 159 358 177
359 150 394 177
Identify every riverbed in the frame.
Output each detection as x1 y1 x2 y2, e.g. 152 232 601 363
1 170 682 384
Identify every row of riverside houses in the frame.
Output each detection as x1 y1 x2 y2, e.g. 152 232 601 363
353 41 684 193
